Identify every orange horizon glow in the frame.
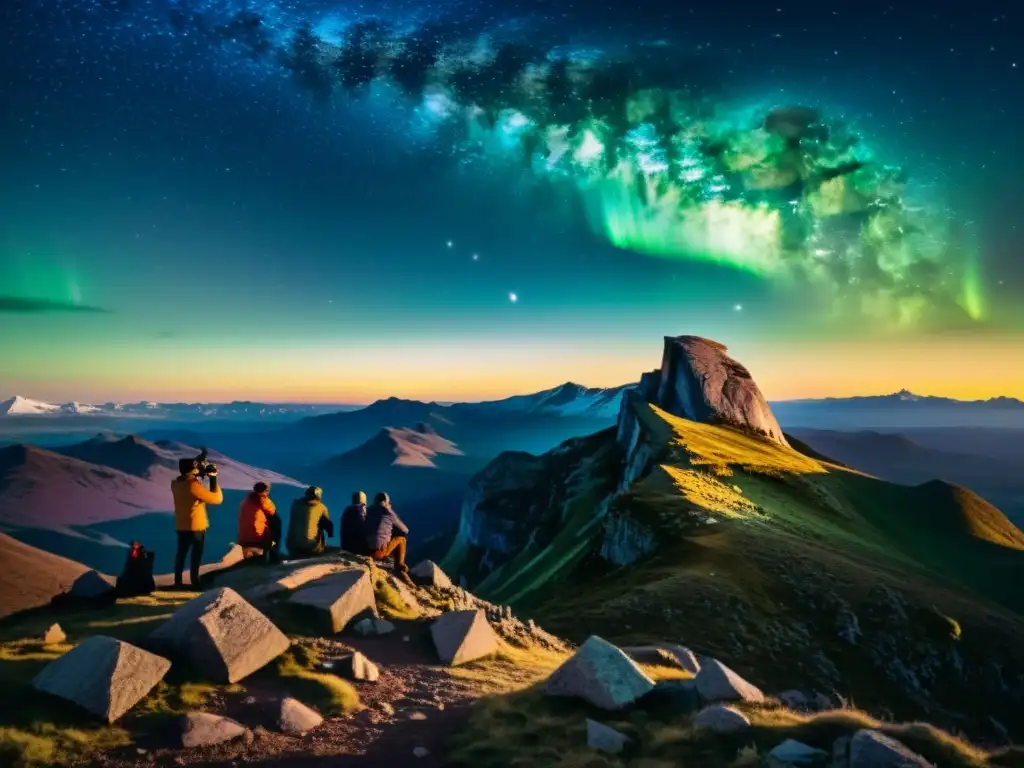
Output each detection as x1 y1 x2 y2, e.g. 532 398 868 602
6 333 1024 405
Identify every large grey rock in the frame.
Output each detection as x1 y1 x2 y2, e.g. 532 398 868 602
691 705 751 734
430 609 499 666
586 719 630 755
181 712 249 748
768 738 827 765
623 643 700 674
278 697 324 736
649 336 788 446
695 658 765 703
149 587 290 683
287 569 376 633
32 635 170 723
410 560 453 589
849 730 934 768
545 635 655 710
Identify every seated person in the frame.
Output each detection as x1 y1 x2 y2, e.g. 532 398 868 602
365 492 411 580
287 485 334 558
341 490 369 555
237 482 281 563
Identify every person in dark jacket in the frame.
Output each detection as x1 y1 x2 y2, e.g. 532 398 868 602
341 491 369 555
365 492 410 577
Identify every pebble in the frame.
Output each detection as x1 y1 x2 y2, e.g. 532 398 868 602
414 747 430 758
409 712 427 721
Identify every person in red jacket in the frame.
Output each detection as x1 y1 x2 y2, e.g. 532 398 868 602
238 481 281 563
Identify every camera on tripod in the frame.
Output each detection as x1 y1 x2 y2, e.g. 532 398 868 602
193 447 218 478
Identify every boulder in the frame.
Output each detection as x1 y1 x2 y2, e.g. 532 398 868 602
636 679 700 718
278 697 324 736
768 738 828 766
354 617 396 636
287 569 376 633
623 643 700 674
430 609 499 666
32 635 170 723
691 705 751 734
545 635 655 710
586 719 630 755
149 587 289 683
849 730 934 768
43 623 66 644
69 570 116 599
328 651 380 682
410 560 453 589
648 336 788 447
694 658 764 703
181 712 249 748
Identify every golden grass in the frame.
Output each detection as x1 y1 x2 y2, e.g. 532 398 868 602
660 465 760 519
372 572 420 621
272 644 361 716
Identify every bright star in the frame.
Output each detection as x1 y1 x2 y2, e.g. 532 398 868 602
509 292 518 303
446 240 453 248
472 253 479 261
734 303 743 312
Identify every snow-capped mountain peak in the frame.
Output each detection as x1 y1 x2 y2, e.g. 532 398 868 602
0 395 62 416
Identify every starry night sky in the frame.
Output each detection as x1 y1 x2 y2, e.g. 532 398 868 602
1 0 1022 403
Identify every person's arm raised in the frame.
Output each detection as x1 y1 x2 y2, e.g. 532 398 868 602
191 478 224 505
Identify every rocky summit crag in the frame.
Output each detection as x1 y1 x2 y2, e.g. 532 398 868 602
443 334 1024 743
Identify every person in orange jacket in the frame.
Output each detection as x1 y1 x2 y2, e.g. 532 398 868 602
171 456 224 588
238 481 281 563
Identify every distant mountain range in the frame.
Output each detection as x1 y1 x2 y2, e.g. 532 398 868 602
0 395 351 421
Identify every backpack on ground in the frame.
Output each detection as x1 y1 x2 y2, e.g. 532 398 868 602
116 541 156 597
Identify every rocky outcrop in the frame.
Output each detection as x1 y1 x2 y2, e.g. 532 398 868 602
32 635 170 723
431 609 500 666
287 569 376 634
411 560 453 589
599 508 656 565
181 713 249 748
546 635 655 710
150 587 290 683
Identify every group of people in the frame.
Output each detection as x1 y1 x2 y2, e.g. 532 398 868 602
170 455 411 589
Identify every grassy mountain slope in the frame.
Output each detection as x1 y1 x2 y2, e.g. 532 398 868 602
449 400 1024 739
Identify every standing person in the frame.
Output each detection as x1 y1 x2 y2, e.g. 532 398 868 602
287 486 334 558
365 492 411 582
341 490 369 555
171 456 223 589
238 481 282 563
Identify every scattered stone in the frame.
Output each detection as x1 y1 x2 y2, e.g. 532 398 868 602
768 738 827 765
413 747 430 758
623 643 700 675
32 635 170 723
149 587 290 684
409 712 428 721
278 697 324 736
354 617 396 635
849 730 934 768
410 560 454 589
430 609 500 666
694 658 765 703
181 713 249 748
288 569 377 633
43 623 66 644
586 719 630 755
545 635 655 710
328 651 380 682
636 679 700 717
778 690 810 710
691 705 751 734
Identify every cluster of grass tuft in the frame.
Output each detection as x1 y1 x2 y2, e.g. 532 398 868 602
271 643 361 716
